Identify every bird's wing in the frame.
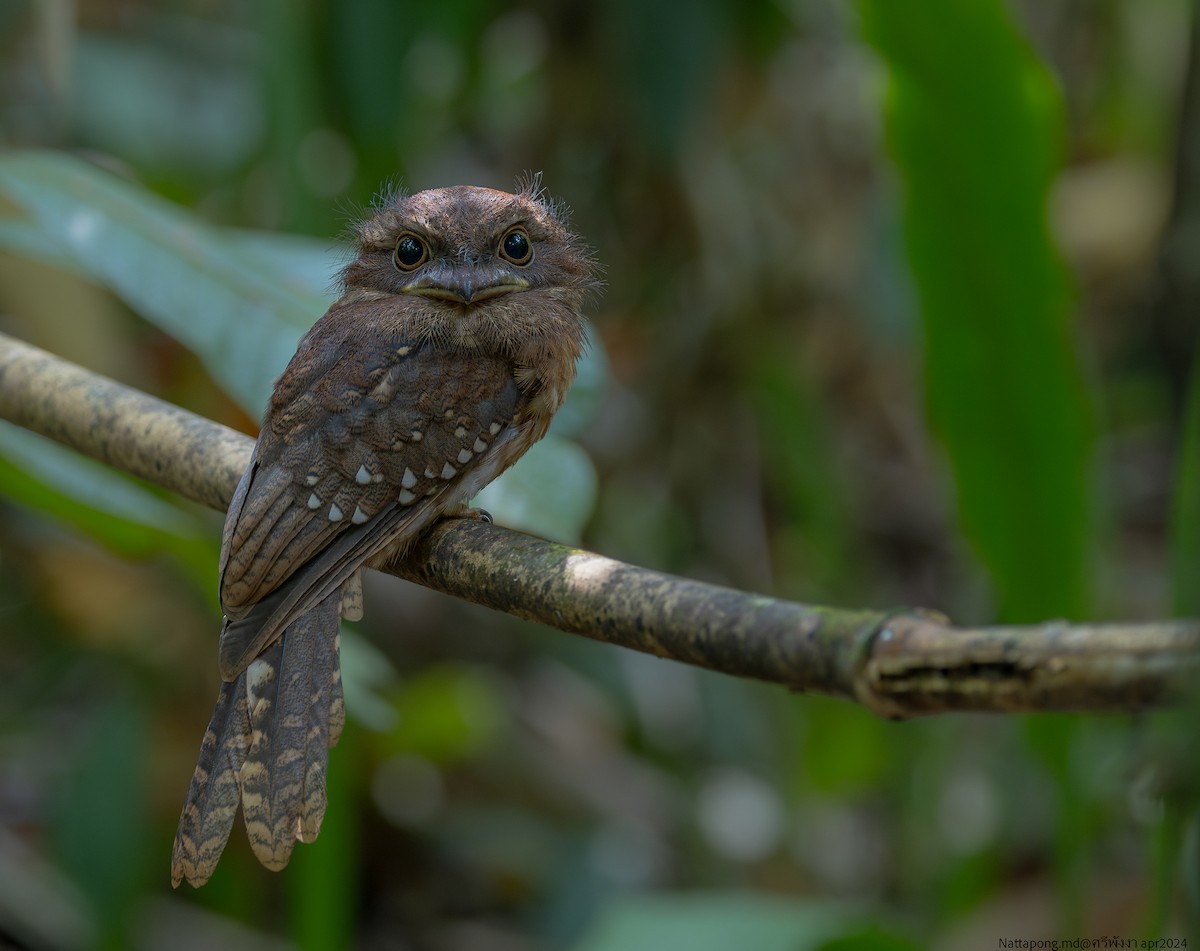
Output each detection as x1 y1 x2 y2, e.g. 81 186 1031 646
216 307 526 680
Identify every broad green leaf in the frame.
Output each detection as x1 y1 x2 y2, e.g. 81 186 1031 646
0 422 209 559
858 0 1095 622
474 434 598 543
548 324 609 441
859 6 1099 927
0 151 319 414
339 628 399 732
224 228 348 300
0 220 73 271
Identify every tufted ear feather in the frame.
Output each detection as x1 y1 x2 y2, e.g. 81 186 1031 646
337 177 411 253
515 169 545 204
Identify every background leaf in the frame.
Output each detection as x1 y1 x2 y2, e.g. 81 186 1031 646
858 0 1095 624
0 151 319 414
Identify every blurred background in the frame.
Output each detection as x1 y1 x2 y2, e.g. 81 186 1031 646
0 0 1197 948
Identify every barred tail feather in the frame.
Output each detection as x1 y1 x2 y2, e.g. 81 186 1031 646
171 677 251 888
241 589 344 869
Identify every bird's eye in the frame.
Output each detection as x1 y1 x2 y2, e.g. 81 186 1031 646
499 227 533 266
393 233 429 271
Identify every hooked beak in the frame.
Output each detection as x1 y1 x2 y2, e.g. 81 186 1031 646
403 274 529 304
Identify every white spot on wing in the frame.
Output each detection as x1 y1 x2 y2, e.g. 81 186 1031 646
355 465 372 485
441 462 457 480
351 505 369 524
473 437 487 453
457 448 473 465
307 492 321 509
328 503 343 522
398 489 416 504
402 467 417 488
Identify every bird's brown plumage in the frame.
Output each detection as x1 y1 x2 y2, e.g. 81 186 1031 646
171 182 595 887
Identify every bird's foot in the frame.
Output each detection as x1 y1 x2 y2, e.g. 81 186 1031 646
445 503 493 523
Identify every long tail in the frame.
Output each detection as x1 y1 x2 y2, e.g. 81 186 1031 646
171 587 346 887
170 671 250 887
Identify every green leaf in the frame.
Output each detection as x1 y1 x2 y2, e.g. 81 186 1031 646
549 324 610 441
0 422 208 558
858 0 1095 622
339 627 399 732
573 893 848 951
474 434 598 543
0 151 321 414
224 228 348 300
0 220 74 270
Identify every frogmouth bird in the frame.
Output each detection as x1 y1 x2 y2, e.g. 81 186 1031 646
171 182 595 887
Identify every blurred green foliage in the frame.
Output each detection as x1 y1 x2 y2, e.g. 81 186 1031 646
861 0 1094 624
1172 363 1200 616
0 0 1197 949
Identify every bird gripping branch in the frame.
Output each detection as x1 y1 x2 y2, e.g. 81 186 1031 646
171 182 596 887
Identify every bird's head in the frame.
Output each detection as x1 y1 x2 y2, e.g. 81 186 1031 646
340 181 597 356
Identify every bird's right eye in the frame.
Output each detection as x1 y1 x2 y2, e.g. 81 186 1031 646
393 233 429 271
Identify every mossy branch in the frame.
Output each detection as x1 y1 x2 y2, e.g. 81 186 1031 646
0 330 1196 718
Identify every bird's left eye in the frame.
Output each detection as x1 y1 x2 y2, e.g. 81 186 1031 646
499 228 533 266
